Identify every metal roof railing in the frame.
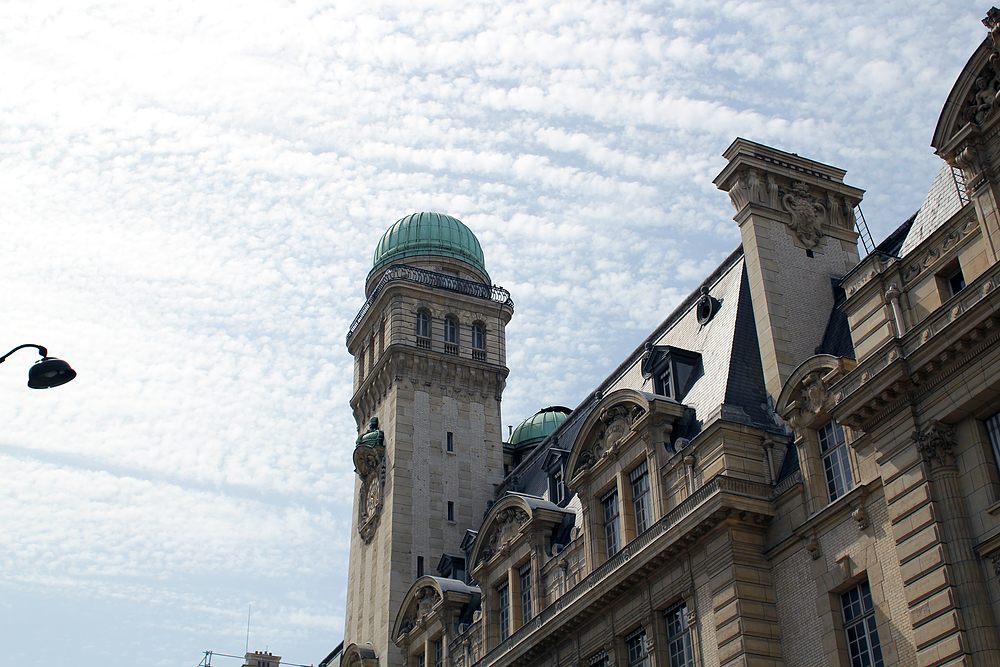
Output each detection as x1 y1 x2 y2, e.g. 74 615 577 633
346 264 514 344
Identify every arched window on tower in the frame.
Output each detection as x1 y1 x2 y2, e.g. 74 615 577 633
416 311 430 349
444 317 458 355
472 323 486 361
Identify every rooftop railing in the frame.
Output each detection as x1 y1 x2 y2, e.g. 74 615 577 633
346 264 514 344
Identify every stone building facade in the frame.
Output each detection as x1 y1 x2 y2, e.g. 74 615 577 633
340 11 1000 667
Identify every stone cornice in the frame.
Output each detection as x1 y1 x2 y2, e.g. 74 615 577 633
469 474 773 667
351 343 510 419
897 210 979 286
831 261 1000 429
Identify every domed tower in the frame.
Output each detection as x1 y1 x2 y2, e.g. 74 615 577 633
343 213 514 667
505 406 571 474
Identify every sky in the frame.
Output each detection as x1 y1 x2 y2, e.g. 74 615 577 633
0 0 989 665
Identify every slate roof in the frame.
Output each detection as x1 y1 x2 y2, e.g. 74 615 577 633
898 163 965 258
497 245 781 499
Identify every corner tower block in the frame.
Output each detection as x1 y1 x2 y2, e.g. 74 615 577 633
714 139 865 401
344 212 513 667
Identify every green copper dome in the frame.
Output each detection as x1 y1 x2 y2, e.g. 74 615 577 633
506 406 571 451
372 212 489 279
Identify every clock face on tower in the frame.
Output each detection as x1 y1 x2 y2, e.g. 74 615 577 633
357 457 385 544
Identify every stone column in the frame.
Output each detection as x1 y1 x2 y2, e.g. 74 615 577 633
911 421 1000 665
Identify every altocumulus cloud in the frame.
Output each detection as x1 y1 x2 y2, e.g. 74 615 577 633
0 0 989 664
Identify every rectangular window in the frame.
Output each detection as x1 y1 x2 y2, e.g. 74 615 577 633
603 489 621 558
417 556 424 578
498 581 510 641
664 601 694 667
448 501 455 522
841 581 884 667
986 412 1000 468
417 654 424 667
519 562 533 622
948 267 966 296
554 466 566 504
657 367 673 398
588 652 608 667
447 431 454 452
819 420 854 502
434 638 443 667
630 460 651 535
625 627 648 667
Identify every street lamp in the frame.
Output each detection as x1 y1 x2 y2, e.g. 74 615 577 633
0 344 77 389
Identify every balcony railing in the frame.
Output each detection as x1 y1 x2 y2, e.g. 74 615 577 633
473 474 773 667
347 264 514 344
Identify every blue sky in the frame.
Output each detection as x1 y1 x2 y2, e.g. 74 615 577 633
0 1 987 665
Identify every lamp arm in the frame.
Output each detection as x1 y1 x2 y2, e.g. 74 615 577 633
0 344 48 364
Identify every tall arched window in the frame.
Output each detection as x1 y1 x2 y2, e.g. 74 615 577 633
472 323 486 361
416 311 430 349
444 317 458 355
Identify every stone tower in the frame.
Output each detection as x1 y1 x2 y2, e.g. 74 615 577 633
343 212 514 667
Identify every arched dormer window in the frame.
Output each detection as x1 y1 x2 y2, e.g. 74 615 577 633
416 311 430 348
444 316 458 355
472 323 486 361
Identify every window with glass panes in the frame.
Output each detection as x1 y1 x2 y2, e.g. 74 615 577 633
434 638 443 667
841 581 884 667
519 562 533 622
602 489 620 558
472 324 485 349
625 627 648 667
497 581 510 641
416 311 430 339
664 601 694 667
819 420 853 501
588 652 608 667
630 460 651 534
444 317 457 344
986 412 1000 468
417 654 425 667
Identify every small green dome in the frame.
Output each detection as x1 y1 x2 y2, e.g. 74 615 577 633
506 406 571 451
371 212 489 279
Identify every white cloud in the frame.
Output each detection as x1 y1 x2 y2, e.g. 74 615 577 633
0 0 990 663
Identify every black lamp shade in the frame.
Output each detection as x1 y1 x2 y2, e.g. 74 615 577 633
28 357 77 389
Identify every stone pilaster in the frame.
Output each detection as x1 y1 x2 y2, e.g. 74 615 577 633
709 522 785 666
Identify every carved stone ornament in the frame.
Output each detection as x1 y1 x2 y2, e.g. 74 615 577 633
781 181 826 248
852 503 869 530
354 417 387 544
416 586 441 619
951 9 1000 133
784 371 836 432
805 533 821 560
913 420 957 470
726 168 779 211
478 507 529 565
573 403 645 477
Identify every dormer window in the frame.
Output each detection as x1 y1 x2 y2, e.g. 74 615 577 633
642 345 702 401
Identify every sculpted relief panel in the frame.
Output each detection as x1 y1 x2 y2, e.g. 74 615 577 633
726 171 856 248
